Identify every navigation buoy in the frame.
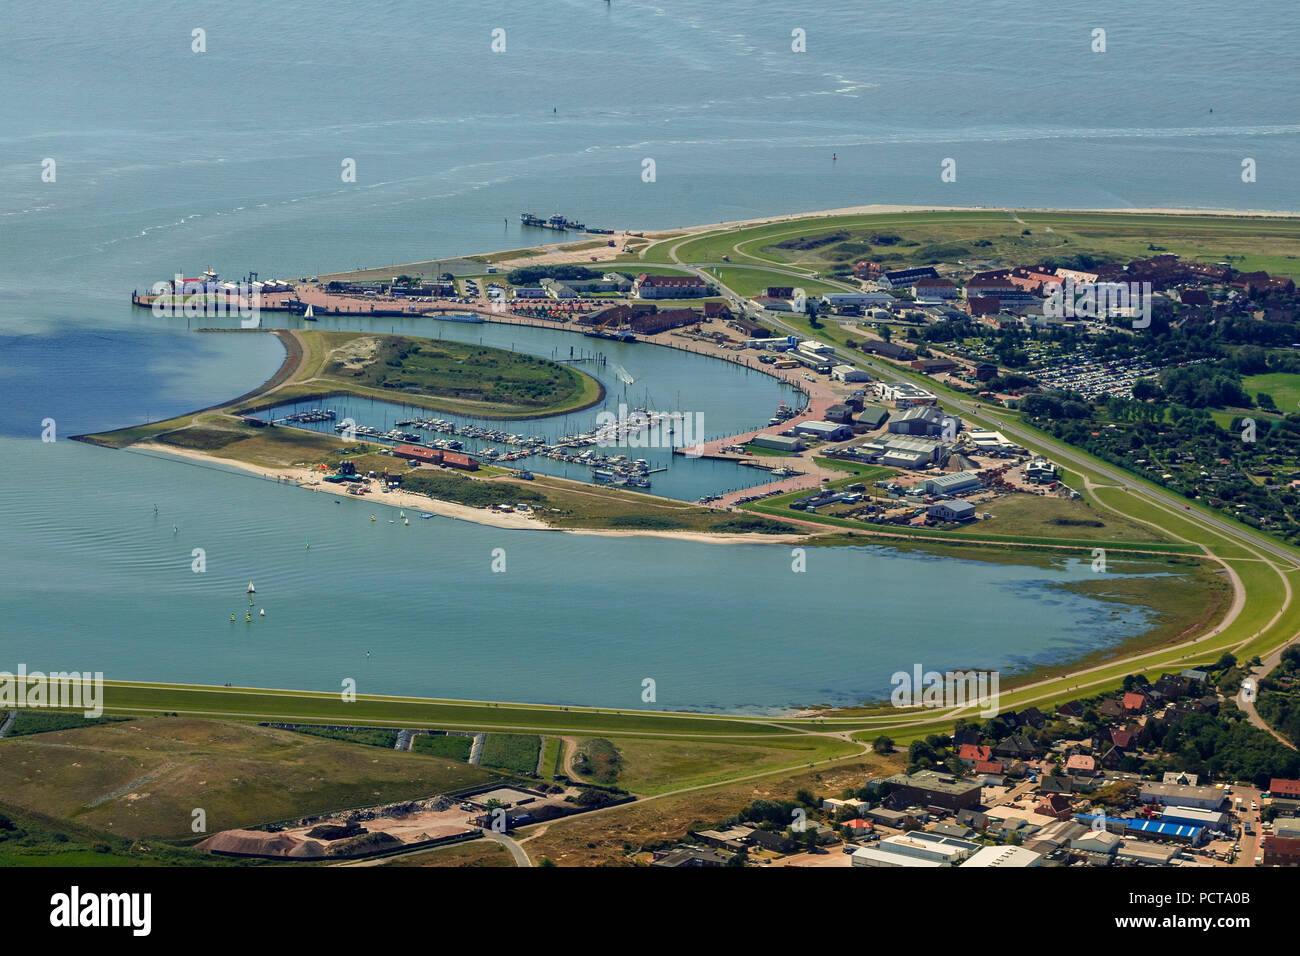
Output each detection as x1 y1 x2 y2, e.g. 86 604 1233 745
231 613 235 623
245 612 251 622
173 525 178 534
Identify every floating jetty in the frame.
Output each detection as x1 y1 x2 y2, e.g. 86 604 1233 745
291 405 675 489
283 408 336 424
520 213 586 232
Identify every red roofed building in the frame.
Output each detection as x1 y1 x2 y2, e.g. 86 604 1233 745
633 273 709 299
1262 835 1300 866
974 759 1004 775
1258 276 1296 294
963 276 1019 298
1123 692 1149 713
1065 754 1096 775
1270 778 1300 799
1009 270 1061 294
1037 793 1073 820
911 277 958 300
1187 262 1230 281
392 443 441 464
965 296 1001 317
958 744 993 765
440 452 478 471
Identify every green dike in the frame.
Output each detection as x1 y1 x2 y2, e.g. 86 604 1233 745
601 735 863 795
670 209 1300 276
743 498 1196 552
95 682 791 737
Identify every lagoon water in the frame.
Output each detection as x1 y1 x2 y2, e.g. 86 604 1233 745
1 0 1279 709
1 437 1155 713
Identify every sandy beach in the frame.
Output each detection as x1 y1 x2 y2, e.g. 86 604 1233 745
131 442 816 545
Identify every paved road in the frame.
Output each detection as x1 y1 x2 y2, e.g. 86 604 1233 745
1239 648 1298 749
482 830 532 867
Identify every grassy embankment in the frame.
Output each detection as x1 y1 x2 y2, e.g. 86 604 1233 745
655 209 1300 279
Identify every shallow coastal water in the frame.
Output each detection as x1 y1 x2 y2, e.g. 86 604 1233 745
0 437 1155 713
0 0 1278 708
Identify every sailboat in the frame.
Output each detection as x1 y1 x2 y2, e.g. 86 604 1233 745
304 304 316 321
247 581 256 594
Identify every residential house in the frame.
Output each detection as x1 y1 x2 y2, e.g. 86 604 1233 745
1123 691 1151 713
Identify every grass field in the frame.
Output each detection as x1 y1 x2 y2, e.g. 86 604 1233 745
0 802 238 867
572 738 622 785
479 734 542 774
1243 372 1300 412
578 736 862 796
412 734 473 761
520 751 899 866
663 210 1300 279
287 725 398 749
0 717 501 841
944 492 1171 544
699 265 843 298
5 712 130 737
381 837 513 867
91 682 795 737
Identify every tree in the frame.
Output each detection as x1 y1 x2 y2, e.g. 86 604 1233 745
873 735 894 754
1132 378 1164 402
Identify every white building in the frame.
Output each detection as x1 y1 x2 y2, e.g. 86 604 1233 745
878 382 938 408
928 500 976 522
918 471 980 495
873 435 949 469
852 846 948 868
832 365 871 383
539 278 577 299
874 833 978 865
968 429 1016 452
821 292 895 311
798 339 835 358
792 420 854 441
960 845 1043 868
1139 783 1227 811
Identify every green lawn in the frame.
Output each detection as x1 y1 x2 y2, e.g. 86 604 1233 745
700 265 843 298
412 733 473 761
669 209 1300 278
1243 372 1300 412
0 717 500 841
479 734 542 774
